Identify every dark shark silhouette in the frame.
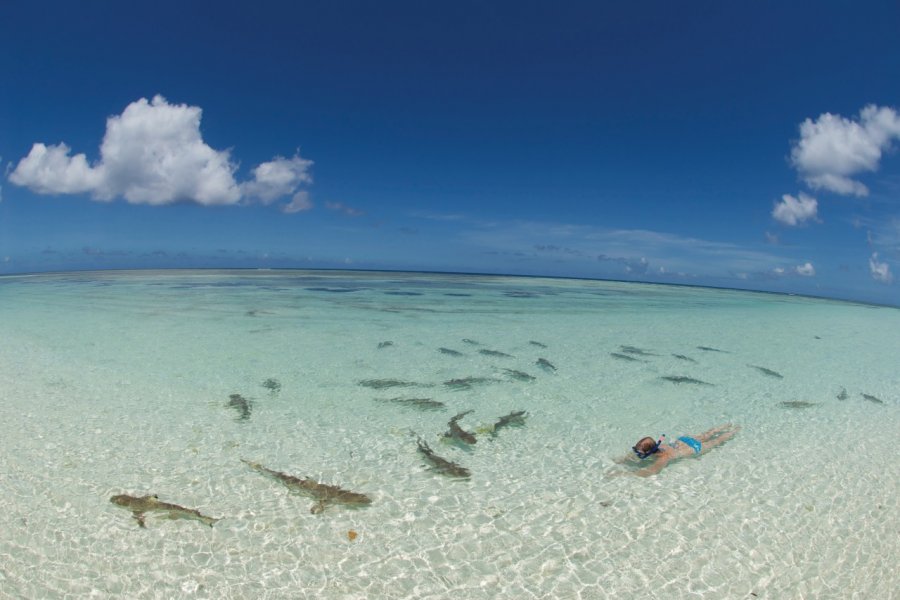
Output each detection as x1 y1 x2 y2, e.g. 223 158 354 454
443 410 477 445
416 437 470 478
241 459 372 514
110 494 220 528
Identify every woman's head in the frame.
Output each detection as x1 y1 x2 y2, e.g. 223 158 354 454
633 436 661 458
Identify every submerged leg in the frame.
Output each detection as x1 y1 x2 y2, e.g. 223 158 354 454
696 423 736 442
699 428 739 453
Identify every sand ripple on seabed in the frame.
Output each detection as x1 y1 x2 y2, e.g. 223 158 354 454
69 461 900 598
1 400 897 598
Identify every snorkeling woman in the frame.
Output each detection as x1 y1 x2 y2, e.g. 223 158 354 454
630 423 740 476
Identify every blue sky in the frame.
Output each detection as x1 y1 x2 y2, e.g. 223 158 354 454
1 1 899 305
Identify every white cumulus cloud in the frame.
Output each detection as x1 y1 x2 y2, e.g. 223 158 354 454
790 105 900 196
772 192 818 226
772 262 815 277
869 252 893 284
282 191 314 214
9 143 103 196
241 154 313 203
795 262 815 277
325 201 364 217
9 95 312 210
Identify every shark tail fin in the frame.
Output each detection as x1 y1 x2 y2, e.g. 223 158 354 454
204 516 221 528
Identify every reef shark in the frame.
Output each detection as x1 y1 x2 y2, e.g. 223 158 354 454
358 378 430 390
619 345 658 357
489 410 528 437
479 349 514 358
660 375 713 386
226 393 253 421
376 396 447 411
241 459 372 514
502 368 536 382
443 410 477 445
444 376 497 390
779 401 817 409
610 352 644 363
110 494 220 529
672 354 698 363
261 378 281 393
416 437 471 478
749 365 784 379
536 358 557 372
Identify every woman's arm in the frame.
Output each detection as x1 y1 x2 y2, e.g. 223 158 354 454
613 453 641 465
634 455 671 477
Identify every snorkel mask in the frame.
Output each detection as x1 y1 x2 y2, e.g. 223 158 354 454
633 434 666 459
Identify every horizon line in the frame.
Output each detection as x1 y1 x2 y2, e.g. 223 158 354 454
2 265 896 310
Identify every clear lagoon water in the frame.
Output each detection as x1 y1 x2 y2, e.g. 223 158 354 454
0 269 896 599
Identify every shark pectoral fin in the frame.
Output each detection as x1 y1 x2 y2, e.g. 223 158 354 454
132 512 147 528
310 500 326 514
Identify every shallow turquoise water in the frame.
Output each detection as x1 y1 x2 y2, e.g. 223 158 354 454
0 270 897 598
